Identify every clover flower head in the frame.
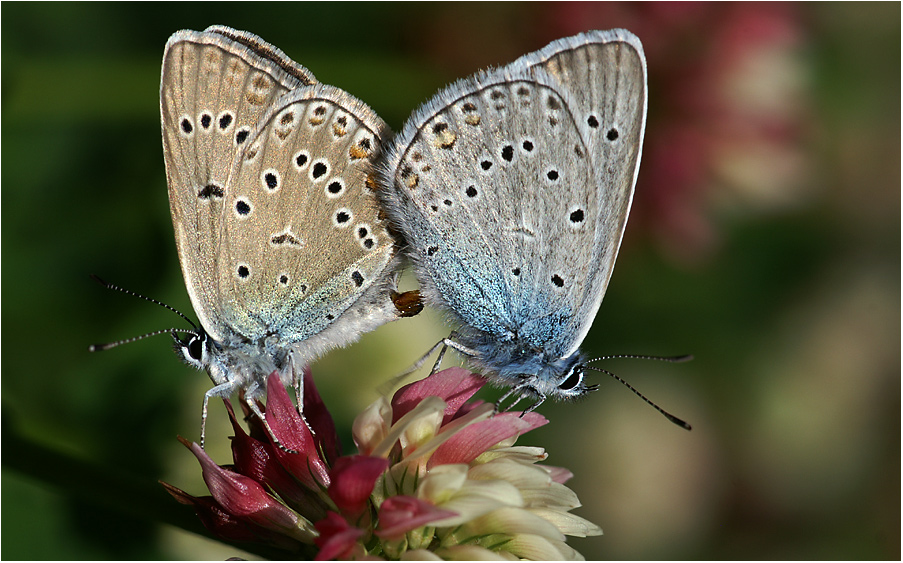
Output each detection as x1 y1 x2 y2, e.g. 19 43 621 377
163 367 601 560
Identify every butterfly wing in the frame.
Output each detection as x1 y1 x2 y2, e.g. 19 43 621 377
218 84 399 360
381 30 646 361
521 30 647 357
161 27 314 342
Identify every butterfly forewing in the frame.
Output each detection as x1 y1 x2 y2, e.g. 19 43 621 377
161 30 314 341
202 25 317 86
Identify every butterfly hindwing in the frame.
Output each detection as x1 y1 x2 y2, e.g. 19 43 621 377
219 84 397 347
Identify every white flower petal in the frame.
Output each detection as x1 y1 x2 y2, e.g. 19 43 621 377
401 548 444 560
417 463 469 502
474 446 548 465
434 544 515 560
426 479 525 527
547 537 584 560
468 459 554 489
526 507 603 537
520 481 580 510
372 396 446 458
352 396 393 455
399 400 446 453
429 496 508 527
455 479 524 507
501 533 572 560
461 507 565 542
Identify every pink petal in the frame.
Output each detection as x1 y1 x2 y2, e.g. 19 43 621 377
449 399 487 421
226 400 328 521
375 496 458 540
545 466 574 485
327 455 390 518
265 371 331 489
189 442 306 535
314 512 365 561
392 368 486 424
162 481 305 551
162 482 259 543
301 366 342 464
427 412 548 468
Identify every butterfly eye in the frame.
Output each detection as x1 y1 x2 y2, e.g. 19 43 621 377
171 330 206 369
188 336 204 361
558 367 583 391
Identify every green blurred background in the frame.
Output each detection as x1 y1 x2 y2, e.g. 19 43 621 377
2 2 899 559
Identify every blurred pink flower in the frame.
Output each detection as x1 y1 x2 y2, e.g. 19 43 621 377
546 3 812 263
163 367 600 559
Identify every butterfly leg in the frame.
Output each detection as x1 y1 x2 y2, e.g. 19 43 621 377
377 334 449 394
494 386 517 414
494 385 530 414
287 353 317 436
438 334 480 369
407 338 449 376
201 381 237 449
429 342 449 374
519 393 546 416
242 393 299 455
288 352 303 414
494 383 545 416
399 332 479 377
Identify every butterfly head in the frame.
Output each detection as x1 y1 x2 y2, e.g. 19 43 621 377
173 328 211 371
482 342 599 402
173 325 296 398
172 327 240 388
172 327 243 390
528 353 599 401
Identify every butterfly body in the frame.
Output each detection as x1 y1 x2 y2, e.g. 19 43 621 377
380 30 646 403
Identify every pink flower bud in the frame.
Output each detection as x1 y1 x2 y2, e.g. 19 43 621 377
375 496 458 540
327 455 390 519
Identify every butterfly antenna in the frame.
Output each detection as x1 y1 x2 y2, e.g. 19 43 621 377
584 362 692 431
89 275 200 351
89 328 199 352
90 275 198 328
586 353 693 363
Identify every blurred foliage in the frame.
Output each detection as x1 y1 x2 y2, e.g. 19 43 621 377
2 2 899 560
